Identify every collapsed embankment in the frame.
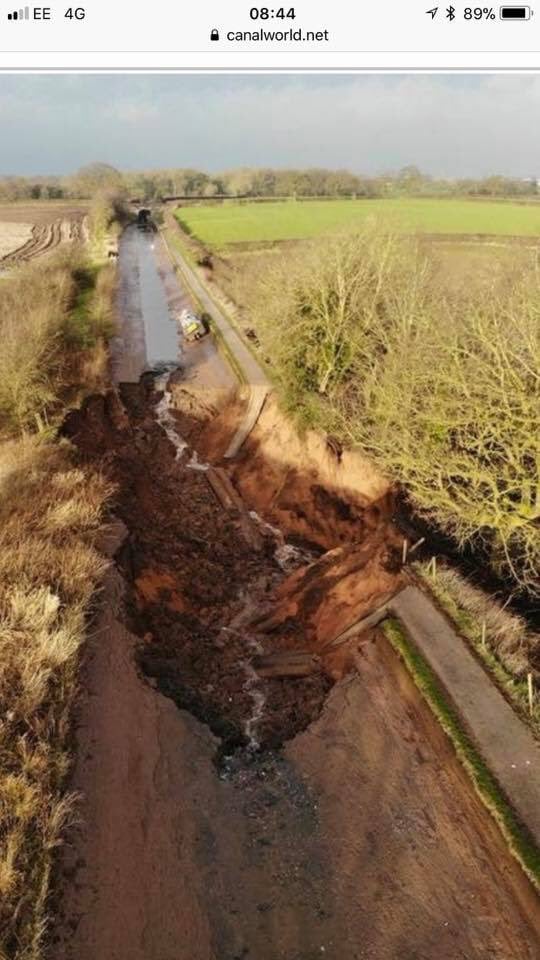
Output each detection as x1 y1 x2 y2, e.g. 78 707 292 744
63 377 404 752
54 367 540 960
49 221 540 959
176 386 392 548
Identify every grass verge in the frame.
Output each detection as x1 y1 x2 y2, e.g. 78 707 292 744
0 253 115 437
0 241 117 958
384 618 540 891
0 438 113 959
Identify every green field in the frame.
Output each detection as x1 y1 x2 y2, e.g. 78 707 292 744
175 198 540 249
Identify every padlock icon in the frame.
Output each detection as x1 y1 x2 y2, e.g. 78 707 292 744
210 28 219 41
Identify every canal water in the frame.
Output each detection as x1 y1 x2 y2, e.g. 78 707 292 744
112 225 181 381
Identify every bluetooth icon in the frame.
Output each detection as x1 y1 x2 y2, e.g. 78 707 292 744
446 5 456 18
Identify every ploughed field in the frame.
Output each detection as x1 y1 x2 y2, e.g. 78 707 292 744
0 201 88 264
175 197 540 249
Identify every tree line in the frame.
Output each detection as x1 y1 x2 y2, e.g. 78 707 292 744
0 161 538 202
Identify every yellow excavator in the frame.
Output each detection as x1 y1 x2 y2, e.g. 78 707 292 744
178 308 207 342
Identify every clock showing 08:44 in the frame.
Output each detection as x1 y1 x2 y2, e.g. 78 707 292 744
249 7 296 19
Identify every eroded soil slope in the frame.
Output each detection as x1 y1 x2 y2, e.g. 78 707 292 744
53 374 540 960
65 382 324 750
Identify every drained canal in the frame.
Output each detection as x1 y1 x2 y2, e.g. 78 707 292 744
53 227 540 960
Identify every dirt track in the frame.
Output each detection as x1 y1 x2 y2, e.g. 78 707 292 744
51 229 540 959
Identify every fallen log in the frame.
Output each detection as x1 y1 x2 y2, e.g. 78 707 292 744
206 466 264 551
253 650 321 678
320 598 393 653
206 466 240 510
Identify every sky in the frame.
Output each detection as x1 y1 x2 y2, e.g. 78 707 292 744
1 73 539 178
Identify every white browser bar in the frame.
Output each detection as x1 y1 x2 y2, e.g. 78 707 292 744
0 1 538 70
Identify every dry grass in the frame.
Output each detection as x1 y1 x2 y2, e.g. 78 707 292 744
0 233 117 957
417 561 540 733
0 254 115 437
0 436 113 958
425 563 538 676
0 256 75 435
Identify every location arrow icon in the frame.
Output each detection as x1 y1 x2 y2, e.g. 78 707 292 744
426 6 439 16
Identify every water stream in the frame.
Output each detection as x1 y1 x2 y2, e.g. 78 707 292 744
154 372 188 460
249 510 315 572
121 230 316 754
186 450 210 472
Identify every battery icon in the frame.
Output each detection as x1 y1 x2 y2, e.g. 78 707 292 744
500 6 531 17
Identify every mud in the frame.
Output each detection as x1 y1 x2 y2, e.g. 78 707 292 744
0 208 86 267
52 509 540 960
53 232 540 960
188 392 392 553
63 381 343 752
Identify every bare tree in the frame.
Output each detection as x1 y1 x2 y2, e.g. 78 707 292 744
251 230 540 594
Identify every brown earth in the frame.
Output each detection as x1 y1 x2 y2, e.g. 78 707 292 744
179 390 391 553
62 377 401 748
52 573 540 960
53 368 540 959
0 202 87 224
0 222 32 259
53 548 540 960
0 203 87 265
52 226 540 957
63 383 329 750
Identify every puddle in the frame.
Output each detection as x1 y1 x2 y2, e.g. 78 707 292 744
137 231 179 367
249 510 316 572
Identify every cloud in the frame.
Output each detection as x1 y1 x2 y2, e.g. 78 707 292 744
0 74 539 177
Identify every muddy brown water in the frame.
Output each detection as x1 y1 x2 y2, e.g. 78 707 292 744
52 232 540 960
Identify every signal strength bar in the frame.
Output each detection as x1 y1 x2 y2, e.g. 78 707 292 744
7 6 30 19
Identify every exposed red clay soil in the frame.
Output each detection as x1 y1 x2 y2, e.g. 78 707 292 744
62 380 402 750
253 541 404 681
52 534 540 960
177 389 392 552
55 375 540 960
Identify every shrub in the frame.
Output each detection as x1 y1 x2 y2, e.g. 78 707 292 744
342 265 540 594
252 231 540 595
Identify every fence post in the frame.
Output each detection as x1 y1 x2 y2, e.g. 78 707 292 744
528 673 534 717
410 537 425 555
